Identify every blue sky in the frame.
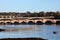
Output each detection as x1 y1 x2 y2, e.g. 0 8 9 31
0 0 60 12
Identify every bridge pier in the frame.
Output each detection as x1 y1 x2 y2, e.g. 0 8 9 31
51 20 57 24
42 19 47 24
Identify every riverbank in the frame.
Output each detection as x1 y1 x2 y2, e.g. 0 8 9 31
0 38 47 40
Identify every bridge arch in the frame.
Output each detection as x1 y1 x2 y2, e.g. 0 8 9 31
45 21 53 24
6 22 12 25
13 21 20 25
56 21 60 24
36 21 43 25
0 22 5 24
28 21 35 24
21 21 27 24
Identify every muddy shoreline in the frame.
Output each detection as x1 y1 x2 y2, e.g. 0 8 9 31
0 38 47 40
0 29 5 32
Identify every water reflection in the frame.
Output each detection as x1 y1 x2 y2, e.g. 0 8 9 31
0 24 60 40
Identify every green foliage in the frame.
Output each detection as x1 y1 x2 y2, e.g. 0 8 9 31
0 11 60 19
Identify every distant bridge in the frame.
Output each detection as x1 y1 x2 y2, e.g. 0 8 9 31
0 17 60 24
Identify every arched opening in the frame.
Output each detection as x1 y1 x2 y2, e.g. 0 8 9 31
36 21 43 25
56 21 60 24
0 22 5 25
28 21 35 24
21 21 27 24
6 22 12 25
45 21 53 25
13 22 19 25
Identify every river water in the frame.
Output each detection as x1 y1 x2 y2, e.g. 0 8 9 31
0 24 60 40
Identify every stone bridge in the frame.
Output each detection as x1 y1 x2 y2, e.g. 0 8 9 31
0 17 60 24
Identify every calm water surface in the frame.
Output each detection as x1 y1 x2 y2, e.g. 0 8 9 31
0 24 60 40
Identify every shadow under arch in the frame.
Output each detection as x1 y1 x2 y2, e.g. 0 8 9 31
20 21 27 24
56 21 60 24
13 21 19 25
28 21 35 25
6 22 12 25
0 22 5 24
45 21 53 25
36 21 43 25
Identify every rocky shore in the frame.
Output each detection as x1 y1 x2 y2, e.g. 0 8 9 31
0 38 47 40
